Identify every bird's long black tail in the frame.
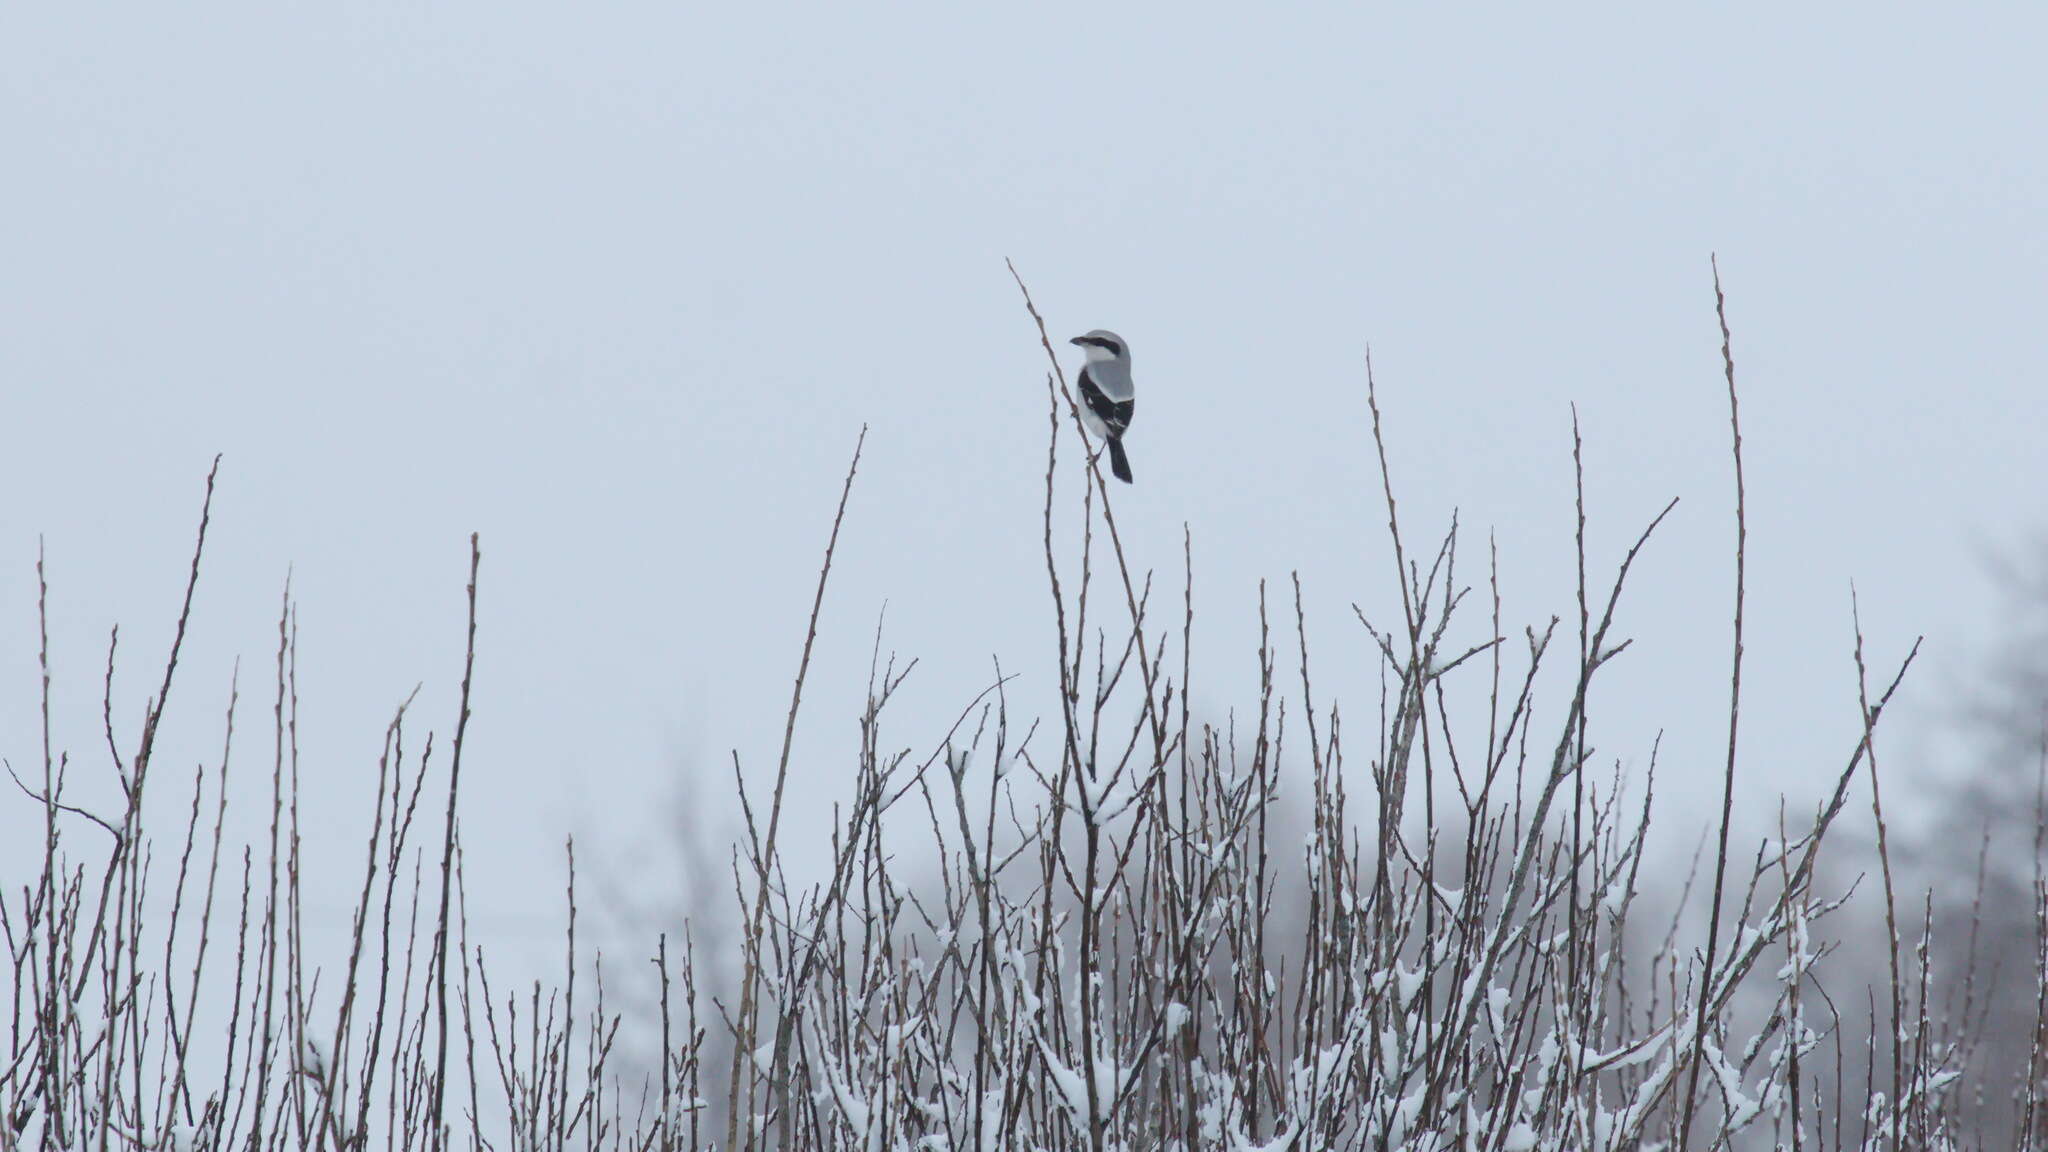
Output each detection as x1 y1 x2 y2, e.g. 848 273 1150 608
1107 437 1133 484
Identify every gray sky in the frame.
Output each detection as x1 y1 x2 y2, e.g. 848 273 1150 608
4 4 2045 960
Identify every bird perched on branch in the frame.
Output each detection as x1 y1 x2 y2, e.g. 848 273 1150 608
1068 329 1136 483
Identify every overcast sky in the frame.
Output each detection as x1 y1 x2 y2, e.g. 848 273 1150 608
4 4 2044 965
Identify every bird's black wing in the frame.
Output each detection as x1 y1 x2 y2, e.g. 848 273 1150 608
1078 367 1134 438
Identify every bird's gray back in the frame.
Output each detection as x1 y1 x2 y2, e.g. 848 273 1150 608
1088 357 1134 401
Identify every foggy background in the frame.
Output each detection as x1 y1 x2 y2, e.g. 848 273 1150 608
4 3 2045 996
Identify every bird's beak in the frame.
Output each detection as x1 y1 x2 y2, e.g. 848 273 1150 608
1067 336 1086 347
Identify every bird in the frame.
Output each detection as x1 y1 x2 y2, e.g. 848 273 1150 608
1069 329 1135 483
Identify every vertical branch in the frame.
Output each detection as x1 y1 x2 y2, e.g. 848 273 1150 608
249 575 292 1150
35 539 62 1138
1682 254 1746 1144
1567 406 1592 1101
728 426 867 1150
69 458 221 1003
1852 588 1905 1149
429 533 482 1145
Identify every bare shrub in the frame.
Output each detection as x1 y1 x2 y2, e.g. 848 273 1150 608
5 265 2040 1151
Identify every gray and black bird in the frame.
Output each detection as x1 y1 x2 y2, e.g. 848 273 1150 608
1069 329 1136 483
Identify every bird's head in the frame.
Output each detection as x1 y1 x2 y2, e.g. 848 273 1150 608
1069 329 1129 364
